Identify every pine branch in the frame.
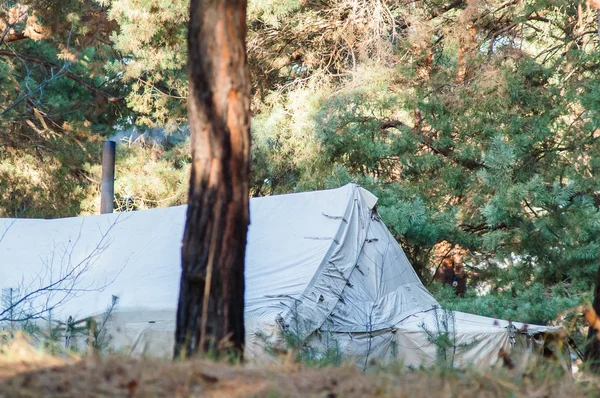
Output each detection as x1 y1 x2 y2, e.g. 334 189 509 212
430 0 467 19
458 222 510 234
379 120 486 170
0 51 123 103
0 6 30 47
4 30 27 44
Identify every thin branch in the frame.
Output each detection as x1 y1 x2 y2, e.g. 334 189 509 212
0 219 15 249
0 51 123 103
0 6 30 47
0 214 129 323
0 59 69 116
3 30 27 44
379 120 487 170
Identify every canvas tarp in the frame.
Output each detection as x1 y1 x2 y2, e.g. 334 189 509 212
0 184 558 367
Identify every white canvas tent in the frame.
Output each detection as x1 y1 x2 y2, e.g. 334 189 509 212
0 183 558 368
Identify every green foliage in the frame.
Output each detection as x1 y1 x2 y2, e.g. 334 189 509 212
102 0 188 128
243 0 600 331
250 86 331 195
0 137 101 217
0 1 129 217
86 294 119 353
0 288 38 337
83 139 190 213
273 328 343 368
42 311 63 356
431 283 584 327
419 307 479 369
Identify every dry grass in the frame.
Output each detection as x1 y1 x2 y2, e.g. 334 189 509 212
1 336 599 397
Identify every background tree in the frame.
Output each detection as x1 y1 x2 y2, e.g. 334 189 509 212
584 265 600 371
174 0 250 359
245 0 600 329
0 0 126 217
0 0 190 217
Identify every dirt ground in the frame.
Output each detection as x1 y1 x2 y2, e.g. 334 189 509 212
0 338 598 397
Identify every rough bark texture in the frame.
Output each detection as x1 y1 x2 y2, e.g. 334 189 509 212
174 0 250 359
585 264 600 372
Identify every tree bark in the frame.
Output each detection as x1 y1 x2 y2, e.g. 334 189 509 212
585 264 600 372
174 0 250 360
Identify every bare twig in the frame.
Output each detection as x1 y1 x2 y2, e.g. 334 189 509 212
0 214 129 324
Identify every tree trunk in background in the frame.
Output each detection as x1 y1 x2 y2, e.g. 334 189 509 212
587 5 600 372
585 264 600 372
174 0 250 359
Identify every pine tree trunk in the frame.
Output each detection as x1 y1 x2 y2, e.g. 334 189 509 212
585 264 600 372
174 0 250 359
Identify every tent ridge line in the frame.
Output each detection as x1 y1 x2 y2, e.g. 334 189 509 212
311 200 378 333
300 185 359 295
280 184 375 340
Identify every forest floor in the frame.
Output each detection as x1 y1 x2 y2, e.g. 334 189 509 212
0 338 598 397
